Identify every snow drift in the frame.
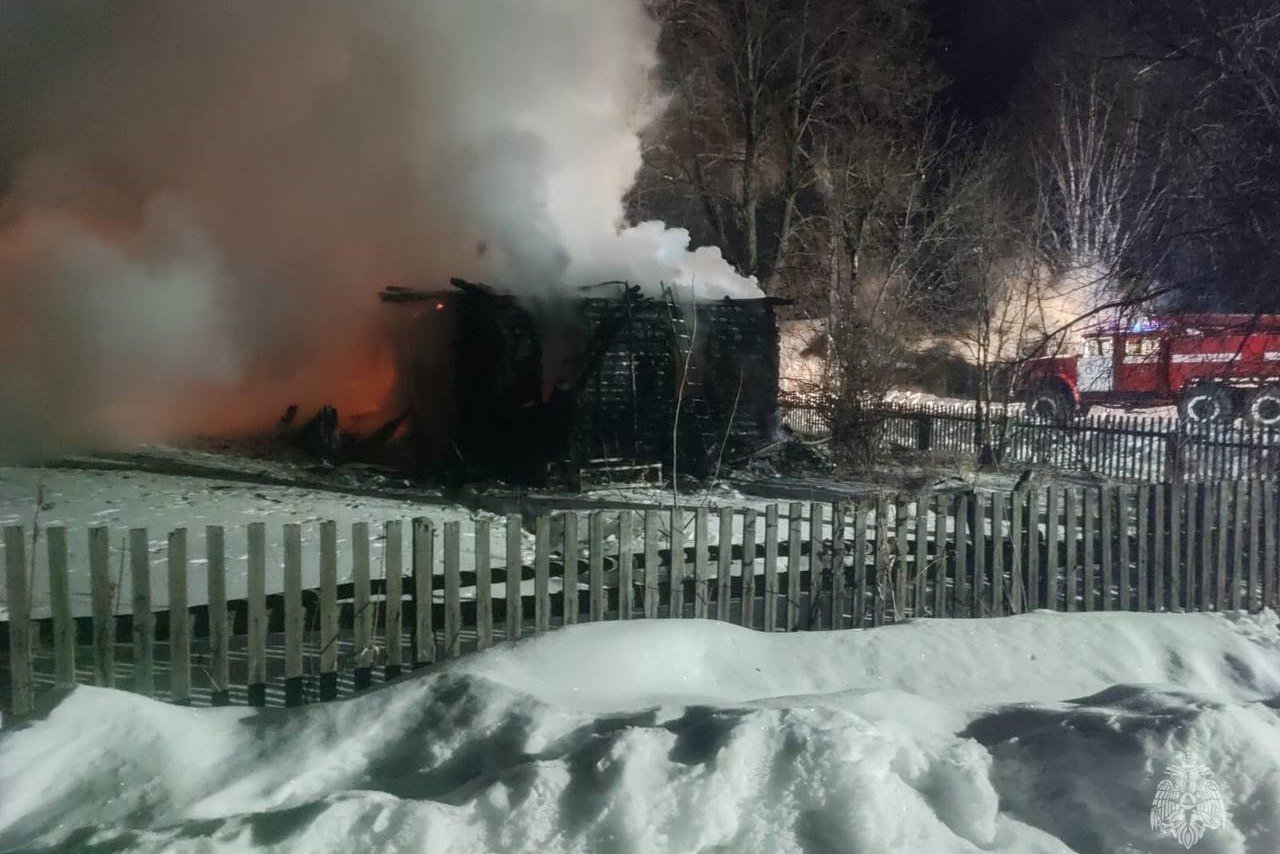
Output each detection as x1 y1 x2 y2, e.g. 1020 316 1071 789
1 611 1279 853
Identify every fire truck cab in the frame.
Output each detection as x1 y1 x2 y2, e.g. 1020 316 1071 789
1017 313 1280 426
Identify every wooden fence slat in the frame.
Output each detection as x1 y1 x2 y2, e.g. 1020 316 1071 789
130 527 154 696
668 508 684 619
246 522 266 705
443 521 462 657
990 493 1004 617
1199 484 1213 612
1248 480 1262 612
475 519 492 650
385 520 404 673
589 512 606 622
1181 483 1196 611
853 502 869 626
619 510 635 620
932 494 948 618
504 514 521 638
1153 486 1165 613
1009 491 1025 614
809 502 825 629
413 517 436 662
4 526 32 719
692 507 709 619
1137 487 1150 613
742 508 758 628
1118 488 1133 611
1027 489 1041 611
832 503 847 628
47 526 74 686
876 497 891 626
913 496 928 617
763 504 779 631
1082 490 1096 612
283 523 303 706
955 494 969 618
89 526 114 688
1064 490 1078 613
716 507 737 622
1266 486 1277 610
787 502 802 629
318 520 339 699
167 528 191 705
643 510 660 619
1045 489 1059 611
563 513 579 624
535 515 552 630
1232 480 1247 612
1216 481 1230 612
895 499 910 621
1099 488 1115 612
353 521 373 685
206 526 229 702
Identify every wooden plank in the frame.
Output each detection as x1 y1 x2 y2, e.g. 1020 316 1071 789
130 527 154 696
413 516 436 662
318 520 338 699
955 493 969 617
385 520 404 673
1249 479 1262 612
668 508 683 618
913 496 928 617
1266 486 1277 610
1199 483 1213 612
589 512 606 622
205 526 229 702
47 526 74 686
830 503 846 628
1009 490 1025 614
763 504 779 631
619 510 635 620
1064 489 1078 612
1152 486 1165 613
716 507 737 622
1100 488 1114 612
246 522 267 705
1231 480 1247 611
990 492 1004 617
89 526 114 688
691 507 711 622
932 494 948 618
1183 484 1198 611
741 508 758 628
809 502 825 629
1026 489 1041 611
1082 490 1096 612
1116 488 1131 611
505 514 520 638
643 509 659 619
853 502 869 626
283 523 303 706
167 528 191 704
875 497 890 626
1137 487 1150 613
443 521 462 657
895 498 910 621
4 526 32 719
1045 489 1059 611
475 519 493 650
353 521 373 684
787 503 802 630
1168 484 1182 612
563 513 579 624
1217 481 1231 612
535 515 552 630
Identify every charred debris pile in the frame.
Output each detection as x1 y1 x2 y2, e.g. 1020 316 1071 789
380 278 785 485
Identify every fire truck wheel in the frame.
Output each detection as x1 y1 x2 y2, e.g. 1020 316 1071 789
1025 386 1074 424
1179 384 1234 425
1246 386 1280 427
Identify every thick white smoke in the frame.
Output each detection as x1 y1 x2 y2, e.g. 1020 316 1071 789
0 0 758 460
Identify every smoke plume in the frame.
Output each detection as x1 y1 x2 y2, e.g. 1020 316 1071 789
0 0 758 460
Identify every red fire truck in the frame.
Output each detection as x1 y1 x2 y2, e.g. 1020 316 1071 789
1017 314 1280 426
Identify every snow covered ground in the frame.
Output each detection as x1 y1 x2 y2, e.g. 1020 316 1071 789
1 610 1278 853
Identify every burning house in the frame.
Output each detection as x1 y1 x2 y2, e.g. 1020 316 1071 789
382 279 784 482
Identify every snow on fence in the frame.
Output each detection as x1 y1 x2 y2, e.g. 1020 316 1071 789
4 483 1280 720
780 397 1280 482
